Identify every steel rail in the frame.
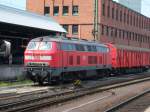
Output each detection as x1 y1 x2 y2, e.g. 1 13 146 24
1 76 150 112
104 89 150 112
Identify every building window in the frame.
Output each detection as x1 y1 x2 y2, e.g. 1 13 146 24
102 3 105 16
127 13 129 24
53 6 59 16
134 15 136 26
111 27 113 37
136 16 138 27
123 30 125 39
124 13 126 23
130 14 132 25
44 6 50 16
107 6 110 17
62 25 69 32
115 28 117 37
72 6 78 15
112 8 114 19
120 10 122 22
119 30 121 38
101 25 104 35
106 26 109 36
63 6 69 16
72 25 78 34
116 9 118 20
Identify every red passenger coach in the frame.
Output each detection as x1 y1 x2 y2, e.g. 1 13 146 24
24 36 111 84
107 43 150 73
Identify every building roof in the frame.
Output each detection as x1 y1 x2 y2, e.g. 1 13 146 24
0 5 66 33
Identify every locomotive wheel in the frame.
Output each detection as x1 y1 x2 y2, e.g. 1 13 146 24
38 79 44 85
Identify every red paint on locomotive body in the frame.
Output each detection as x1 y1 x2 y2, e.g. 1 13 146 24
24 36 150 84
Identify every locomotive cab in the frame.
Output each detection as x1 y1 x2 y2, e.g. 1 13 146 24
24 37 59 84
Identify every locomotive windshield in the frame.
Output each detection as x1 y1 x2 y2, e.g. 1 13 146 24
27 41 52 50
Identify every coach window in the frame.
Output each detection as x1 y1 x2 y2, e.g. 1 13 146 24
53 6 59 16
76 44 85 51
91 46 97 52
72 5 78 16
44 6 50 16
72 25 78 35
97 46 102 52
67 44 75 51
87 45 92 52
61 43 68 50
80 45 85 51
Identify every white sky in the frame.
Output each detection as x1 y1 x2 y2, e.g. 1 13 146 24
0 0 26 10
0 0 149 17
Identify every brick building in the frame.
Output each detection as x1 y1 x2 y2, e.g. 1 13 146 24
27 0 150 48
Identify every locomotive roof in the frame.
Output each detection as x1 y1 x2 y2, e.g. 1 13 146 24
30 36 108 47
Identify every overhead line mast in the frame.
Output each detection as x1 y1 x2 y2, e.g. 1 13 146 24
93 0 99 41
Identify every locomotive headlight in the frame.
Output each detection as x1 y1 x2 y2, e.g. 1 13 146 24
25 55 33 60
40 56 52 60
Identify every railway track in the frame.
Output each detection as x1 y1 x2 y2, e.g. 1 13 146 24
0 74 150 112
104 89 150 112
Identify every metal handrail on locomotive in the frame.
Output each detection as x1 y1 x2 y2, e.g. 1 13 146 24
24 36 150 84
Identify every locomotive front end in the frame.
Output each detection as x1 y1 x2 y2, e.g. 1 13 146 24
24 37 54 84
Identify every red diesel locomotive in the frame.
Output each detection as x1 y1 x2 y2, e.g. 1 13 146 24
24 36 150 84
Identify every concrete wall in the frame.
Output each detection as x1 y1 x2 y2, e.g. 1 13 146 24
0 65 24 81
